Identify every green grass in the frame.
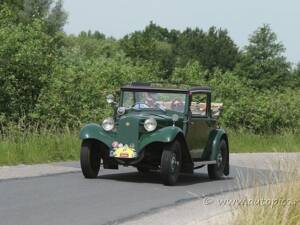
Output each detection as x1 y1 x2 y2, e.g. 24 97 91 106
229 129 300 153
0 127 80 166
0 127 299 166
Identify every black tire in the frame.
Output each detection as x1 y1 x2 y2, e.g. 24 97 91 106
208 139 227 179
80 140 101 178
160 140 182 186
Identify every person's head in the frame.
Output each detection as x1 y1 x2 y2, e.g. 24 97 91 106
171 98 184 112
145 92 157 106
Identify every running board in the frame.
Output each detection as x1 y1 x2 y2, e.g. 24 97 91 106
193 160 216 169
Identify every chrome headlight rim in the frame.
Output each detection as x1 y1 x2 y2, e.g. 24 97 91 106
144 117 157 132
102 117 114 131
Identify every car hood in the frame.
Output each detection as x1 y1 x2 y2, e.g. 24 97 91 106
117 111 175 126
114 112 179 146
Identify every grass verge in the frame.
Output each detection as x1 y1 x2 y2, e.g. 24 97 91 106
0 127 299 166
0 127 80 166
228 129 300 153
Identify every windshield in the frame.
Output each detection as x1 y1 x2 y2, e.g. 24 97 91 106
122 91 187 113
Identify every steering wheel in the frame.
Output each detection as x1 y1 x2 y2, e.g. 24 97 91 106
132 102 151 110
171 98 184 112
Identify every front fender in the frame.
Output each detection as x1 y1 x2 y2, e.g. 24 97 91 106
79 123 113 148
138 126 183 151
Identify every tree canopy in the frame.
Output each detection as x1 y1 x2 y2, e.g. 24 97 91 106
0 0 67 35
0 2 299 133
236 24 291 89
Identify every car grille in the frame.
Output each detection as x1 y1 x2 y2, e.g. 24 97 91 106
116 117 140 147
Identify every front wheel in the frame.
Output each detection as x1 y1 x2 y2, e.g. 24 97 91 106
80 140 101 178
160 140 182 186
208 139 228 179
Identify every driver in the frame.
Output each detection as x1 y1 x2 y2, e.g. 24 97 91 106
145 92 157 107
171 98 184 112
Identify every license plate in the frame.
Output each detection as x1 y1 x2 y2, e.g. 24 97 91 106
120 153 129 158
112 146 136 159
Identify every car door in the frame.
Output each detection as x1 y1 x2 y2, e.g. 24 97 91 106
186 92 213 159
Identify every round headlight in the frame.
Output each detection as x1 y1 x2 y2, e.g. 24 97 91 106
144 117 157 132
102 117 114 131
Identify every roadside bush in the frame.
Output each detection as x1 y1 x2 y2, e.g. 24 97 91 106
223 90 300 133
34 46 159 127
172 65 300 133
0 6 57 125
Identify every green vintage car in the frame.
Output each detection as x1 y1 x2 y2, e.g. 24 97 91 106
80 83 229 185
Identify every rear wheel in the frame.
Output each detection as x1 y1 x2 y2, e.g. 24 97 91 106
208 139 227 179
80 140 101 178
160 140 182 186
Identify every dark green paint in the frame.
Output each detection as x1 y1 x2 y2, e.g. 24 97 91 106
138 126 183 150
186 117 214 158
207 128 227 161
79 85 228 165
80 113 184 154
79 123 114 147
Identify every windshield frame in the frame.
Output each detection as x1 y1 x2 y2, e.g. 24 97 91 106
120 89 190 114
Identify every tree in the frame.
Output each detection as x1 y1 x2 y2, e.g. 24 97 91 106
175 27 239 71
0 0 67 35
120 23 176 79
65 33 119 59
289 63 300 88
45 0 68 34
0 5 58 124
236 24 291 89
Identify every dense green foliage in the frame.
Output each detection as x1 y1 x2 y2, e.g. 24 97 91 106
34 39 158 127
1 1 300 136
0 1 300 165
0 5 58 125
0 0 67 34
120 22 239 79
235 25 291 89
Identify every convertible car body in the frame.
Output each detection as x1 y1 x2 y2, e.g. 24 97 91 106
80 82 229 185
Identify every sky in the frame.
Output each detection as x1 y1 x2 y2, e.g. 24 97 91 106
63 0 299 64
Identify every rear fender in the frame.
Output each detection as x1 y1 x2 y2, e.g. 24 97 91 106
208 129 228 161
206 128 230 175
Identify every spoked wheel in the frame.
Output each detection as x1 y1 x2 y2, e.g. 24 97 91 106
208 139 228 179
160 140 182 186
80 140 101 178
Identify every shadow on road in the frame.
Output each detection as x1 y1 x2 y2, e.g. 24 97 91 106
95 165 291 187
97 170 233 186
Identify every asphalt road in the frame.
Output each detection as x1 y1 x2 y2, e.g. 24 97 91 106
0 162 284 225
